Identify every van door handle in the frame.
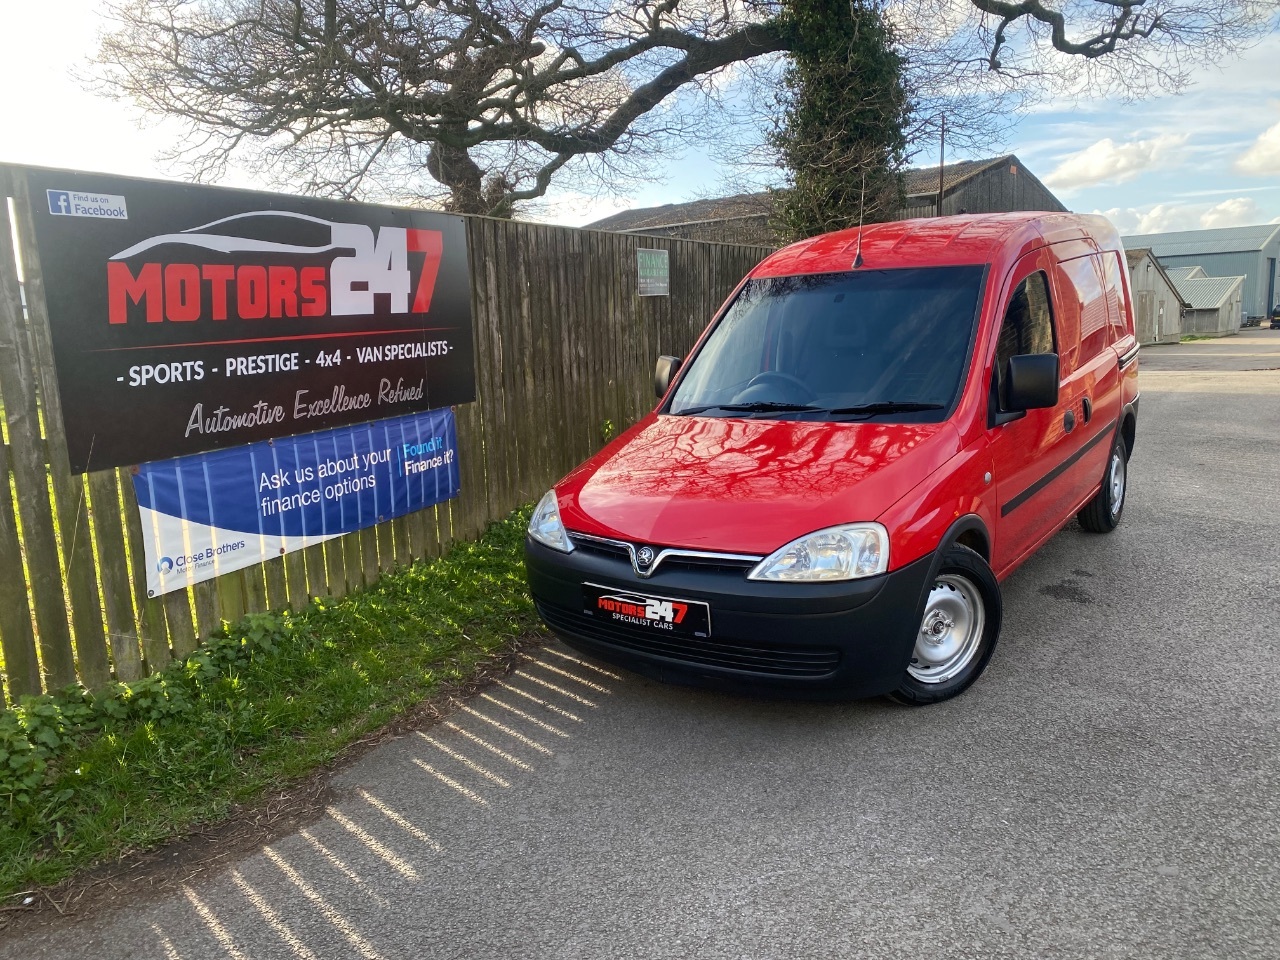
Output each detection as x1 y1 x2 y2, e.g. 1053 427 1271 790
1082 397 1093 424
1064 409 1076 432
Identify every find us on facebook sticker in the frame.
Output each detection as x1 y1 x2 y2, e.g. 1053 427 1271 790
47 189 129 220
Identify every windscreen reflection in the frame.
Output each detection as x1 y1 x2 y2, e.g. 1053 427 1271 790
670 266 986 420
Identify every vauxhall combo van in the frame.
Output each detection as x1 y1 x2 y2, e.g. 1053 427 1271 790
525 214 1140 704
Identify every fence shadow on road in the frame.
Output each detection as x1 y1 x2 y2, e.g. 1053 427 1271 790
138 648 620 960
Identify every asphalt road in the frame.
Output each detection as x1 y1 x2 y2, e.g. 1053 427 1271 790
6 331 1280 960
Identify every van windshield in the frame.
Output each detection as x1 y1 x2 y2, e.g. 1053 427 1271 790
669 266 986 420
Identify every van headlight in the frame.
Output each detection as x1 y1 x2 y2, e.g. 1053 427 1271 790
528 490 574 553
747 523 888 581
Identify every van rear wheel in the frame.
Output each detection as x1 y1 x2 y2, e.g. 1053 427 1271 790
1077 432 1127 533
889 545 1001 706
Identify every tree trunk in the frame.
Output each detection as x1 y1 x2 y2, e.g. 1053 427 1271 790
427 142 492 216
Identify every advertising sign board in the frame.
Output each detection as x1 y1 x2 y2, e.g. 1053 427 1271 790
637 248 670 297
20 166 475 474
133 407 459 597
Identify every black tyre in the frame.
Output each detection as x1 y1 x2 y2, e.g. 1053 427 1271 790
889 545 1002 706
1077 432 1128 533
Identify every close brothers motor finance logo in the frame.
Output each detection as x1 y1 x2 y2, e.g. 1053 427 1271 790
596 592 690 626
105 211 445 325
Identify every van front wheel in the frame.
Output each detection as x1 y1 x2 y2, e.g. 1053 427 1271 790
889 545 1001 706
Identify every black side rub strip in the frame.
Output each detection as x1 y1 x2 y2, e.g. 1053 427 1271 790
1119 343 1140 368
1001 419 1118 517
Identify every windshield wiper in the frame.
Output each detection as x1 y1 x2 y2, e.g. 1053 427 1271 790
674 401 823 416
824 401 946 418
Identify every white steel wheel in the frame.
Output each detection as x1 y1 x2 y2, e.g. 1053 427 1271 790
890 544 1001 707
908 574 986 685
1078 432 1129 533
1107 447 1126 519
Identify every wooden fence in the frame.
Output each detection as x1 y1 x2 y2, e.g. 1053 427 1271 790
0 164 771 705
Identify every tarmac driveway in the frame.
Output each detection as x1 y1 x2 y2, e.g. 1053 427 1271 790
5 331 1279 959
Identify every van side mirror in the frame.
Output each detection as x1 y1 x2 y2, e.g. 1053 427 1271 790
654 355 682 398
1005 354 1059 411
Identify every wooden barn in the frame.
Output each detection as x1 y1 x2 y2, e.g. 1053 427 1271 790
896 156 1065 220
1125 248 1187 345
584 154 1066 246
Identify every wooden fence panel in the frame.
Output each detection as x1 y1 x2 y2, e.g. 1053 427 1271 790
119 468 172 671
193 581 221 640
0 178 770 696
216 569 246 625
163 591 198 660
0 439 39 702
0 170 76 690
284 547 308 610
86 469 144 683
12 174 112 690
263 555 289 610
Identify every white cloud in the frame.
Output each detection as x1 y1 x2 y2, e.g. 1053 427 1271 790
1200 197 1263 229
1097 197 1266 236
1235 120 1280 176
1044 134 1187 190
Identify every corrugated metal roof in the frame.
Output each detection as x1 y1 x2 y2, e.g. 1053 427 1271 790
1165 265 1206 282
1175 275 1245 310
1122 224 1280 256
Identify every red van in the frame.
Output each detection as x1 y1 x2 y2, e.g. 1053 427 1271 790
525 214 1140 704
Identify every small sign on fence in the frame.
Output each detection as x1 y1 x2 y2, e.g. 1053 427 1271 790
637 248 670 297
132 408 460 596
19 166 476 474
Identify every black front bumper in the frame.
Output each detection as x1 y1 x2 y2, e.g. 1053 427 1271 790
524 537 934 700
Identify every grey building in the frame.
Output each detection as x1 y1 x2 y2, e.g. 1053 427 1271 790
1125 248 1186 344
1175 274 1246 337
585 155 1065 246
1121 224 1280 319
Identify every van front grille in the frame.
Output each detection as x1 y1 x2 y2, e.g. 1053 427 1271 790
536 600 841 679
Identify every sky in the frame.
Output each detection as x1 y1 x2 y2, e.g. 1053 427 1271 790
2 3 1277 237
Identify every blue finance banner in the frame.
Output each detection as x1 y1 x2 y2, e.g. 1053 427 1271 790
134 408 459 596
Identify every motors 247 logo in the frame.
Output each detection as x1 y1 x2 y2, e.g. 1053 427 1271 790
595 592 690 630
105 211 445 324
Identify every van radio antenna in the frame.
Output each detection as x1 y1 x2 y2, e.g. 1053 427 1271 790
853 169 867 268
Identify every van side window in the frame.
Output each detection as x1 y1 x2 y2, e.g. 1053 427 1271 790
994 272 1055 411
1060 256 1110 362
1099 251 1128 341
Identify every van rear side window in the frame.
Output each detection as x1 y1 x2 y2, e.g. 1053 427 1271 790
994 271 1055 411
1060 256 1110 362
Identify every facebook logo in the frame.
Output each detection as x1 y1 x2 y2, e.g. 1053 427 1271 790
43 188 128 220
47 190 72 216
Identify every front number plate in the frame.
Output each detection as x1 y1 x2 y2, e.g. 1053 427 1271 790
582 583 711 638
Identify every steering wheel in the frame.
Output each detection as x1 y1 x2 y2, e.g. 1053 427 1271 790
742 371 816 403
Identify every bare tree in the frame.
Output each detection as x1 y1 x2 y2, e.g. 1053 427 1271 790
93 0 1276 214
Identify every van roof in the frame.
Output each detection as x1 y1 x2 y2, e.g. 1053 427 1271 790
753 213 1120 278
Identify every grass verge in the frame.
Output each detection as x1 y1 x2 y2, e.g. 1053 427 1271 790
0 508 539 899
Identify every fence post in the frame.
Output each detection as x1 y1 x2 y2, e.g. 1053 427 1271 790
0 167 75 691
